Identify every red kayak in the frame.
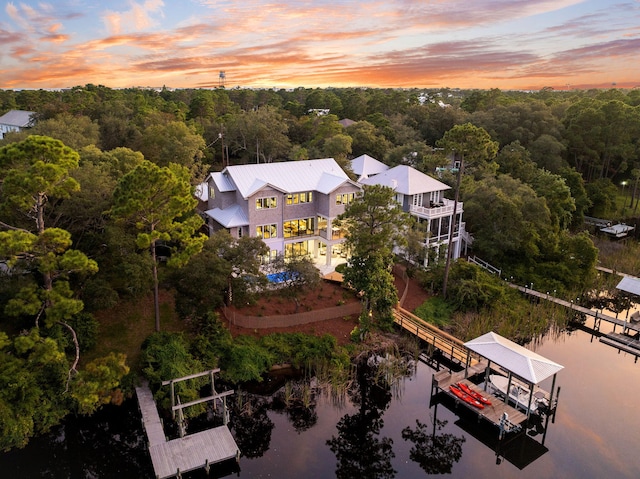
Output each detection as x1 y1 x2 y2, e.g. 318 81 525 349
457 382 492 406
449 384 485 409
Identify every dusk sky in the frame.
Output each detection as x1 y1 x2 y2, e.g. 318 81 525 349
1 0 639 91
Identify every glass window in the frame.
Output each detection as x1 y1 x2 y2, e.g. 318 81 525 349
256 224 277 239
337 192 355 205
256 196 277 209
286 191 312 205
283 218 315 238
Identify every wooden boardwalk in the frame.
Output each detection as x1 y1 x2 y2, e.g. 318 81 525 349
136 385 166 446
136 384 239 479
393 307 480 366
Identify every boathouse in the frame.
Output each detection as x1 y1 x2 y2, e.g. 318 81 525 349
464 332 564 419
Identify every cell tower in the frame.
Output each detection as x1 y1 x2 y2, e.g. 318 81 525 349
218 71 226 88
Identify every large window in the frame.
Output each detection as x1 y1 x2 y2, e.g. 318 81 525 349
283 217 315 238
286 191 313 205
256 196 277 209
336 192 355 205
256 224 277 239
285 241 310 258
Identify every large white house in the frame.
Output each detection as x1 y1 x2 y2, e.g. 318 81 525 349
352 154 470 266
202 158 361 272
0 110 35 139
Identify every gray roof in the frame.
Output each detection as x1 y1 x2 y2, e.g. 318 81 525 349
0 110 35 127
205 205 249 228
350 154 389 181
616 276 640 296
465 332 564 384
211 158 355 198
360 164 450 195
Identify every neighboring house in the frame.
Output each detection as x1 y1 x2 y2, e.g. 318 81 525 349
338 118 356 128
0 110 35 139
203 158 361 272
355 160 470 266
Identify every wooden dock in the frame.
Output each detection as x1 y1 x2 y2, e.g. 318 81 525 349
600 332 640 361
512 284 640 335
432 370 528 434
135 384 240 479
149 427 239 479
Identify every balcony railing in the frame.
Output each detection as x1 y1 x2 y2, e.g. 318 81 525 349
409 199 463 219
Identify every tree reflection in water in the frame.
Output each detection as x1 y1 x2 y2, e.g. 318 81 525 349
229 395 275 459
402 418 465 474
327 359 396 479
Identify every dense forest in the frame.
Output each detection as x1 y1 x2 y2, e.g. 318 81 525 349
1 84 639 451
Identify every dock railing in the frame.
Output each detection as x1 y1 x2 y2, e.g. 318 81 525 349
393 307 480 366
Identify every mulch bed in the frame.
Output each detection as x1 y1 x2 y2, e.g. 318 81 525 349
226 267 430 346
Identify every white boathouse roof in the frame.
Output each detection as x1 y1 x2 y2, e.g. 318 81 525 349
464 332 564 384
616 276 640 296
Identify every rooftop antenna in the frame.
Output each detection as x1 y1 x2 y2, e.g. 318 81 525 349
219 71 226 88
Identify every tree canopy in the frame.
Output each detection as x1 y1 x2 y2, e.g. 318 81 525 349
111 160 206 331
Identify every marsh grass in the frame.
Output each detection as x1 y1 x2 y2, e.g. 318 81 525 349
593 237 640 275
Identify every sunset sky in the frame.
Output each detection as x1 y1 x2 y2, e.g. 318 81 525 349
1 0 639 91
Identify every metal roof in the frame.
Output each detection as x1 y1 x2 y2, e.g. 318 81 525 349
464 332 564 384
616 276 640 296
209 171 236 192
359 164 450 195
350 154 389 181
217 158 354 199
0 109 35 127
205 205 249 228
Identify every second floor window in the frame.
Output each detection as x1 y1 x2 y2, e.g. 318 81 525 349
336 192 355 205
256 224 277 239
286 191 313 205
256 196 277 209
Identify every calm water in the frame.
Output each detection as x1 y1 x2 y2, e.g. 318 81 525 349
2 323 640 478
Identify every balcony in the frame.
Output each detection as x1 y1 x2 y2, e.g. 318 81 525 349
409 198 463 220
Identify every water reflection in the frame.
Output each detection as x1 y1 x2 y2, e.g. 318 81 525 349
401 418 465 474
0 399 151 478
326 360 396 479
229 395 274 459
